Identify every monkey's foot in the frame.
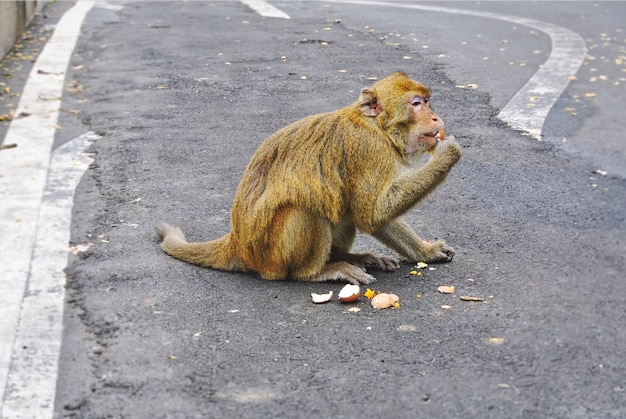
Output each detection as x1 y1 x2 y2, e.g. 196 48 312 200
333 251 400 272
356 253 400 272
422 240 455 263
304 261 377 285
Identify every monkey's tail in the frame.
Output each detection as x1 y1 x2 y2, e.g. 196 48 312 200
156 221 248 272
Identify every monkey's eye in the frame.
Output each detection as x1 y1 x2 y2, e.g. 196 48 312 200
411 96 428 107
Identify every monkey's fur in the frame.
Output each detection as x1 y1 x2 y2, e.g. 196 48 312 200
156 72 461 284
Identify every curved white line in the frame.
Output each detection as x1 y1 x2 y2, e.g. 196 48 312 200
318 0 587 139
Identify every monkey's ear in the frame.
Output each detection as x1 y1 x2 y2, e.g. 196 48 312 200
359 88 383 117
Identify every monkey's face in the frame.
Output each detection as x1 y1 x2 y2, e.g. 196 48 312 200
404 95 444 155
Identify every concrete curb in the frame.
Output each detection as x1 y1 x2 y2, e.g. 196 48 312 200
0 1 48 60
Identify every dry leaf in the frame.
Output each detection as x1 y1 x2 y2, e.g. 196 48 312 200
68 243 94 254
460 296 484 302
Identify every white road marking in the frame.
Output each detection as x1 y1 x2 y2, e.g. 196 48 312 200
1 133 96 419
319 0 587 139
0 1 95 416
240 0 290 19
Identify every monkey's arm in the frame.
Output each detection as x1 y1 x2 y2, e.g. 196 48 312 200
372 218 454 263
368 137 461 232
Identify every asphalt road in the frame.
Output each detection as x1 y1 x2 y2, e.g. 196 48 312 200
1 1 625 418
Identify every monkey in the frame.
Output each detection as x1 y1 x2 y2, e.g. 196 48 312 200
156 72 461 285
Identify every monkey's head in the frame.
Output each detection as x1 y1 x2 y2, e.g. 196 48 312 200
359 72 444 156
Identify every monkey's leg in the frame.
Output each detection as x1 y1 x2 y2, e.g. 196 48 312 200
330 249 400 272
328 219 399 272
267 207 377 284
302 261 377 285
372 218 454 263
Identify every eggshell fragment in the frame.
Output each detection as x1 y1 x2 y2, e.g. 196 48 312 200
371 293 400 309
437 285 455 294
338 284 360 302
311 291 333 304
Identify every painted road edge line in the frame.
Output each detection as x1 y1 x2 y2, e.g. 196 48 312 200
240 0 290 19
323 0 586 139
0 1 95 416
1 133 96 419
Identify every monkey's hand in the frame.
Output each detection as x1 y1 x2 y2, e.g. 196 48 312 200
422 239 455 262
431 134 462 163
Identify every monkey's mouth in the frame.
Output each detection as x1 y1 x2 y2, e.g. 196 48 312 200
419 130 440 140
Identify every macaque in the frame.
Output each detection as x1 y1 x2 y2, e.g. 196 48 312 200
156 72 461 284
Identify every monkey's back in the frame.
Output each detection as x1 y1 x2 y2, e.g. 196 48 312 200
230 103 397 247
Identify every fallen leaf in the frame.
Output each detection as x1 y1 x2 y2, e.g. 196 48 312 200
68 243 94 254
460 296 484 302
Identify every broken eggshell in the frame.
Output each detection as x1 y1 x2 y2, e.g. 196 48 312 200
338 284 360 302
371 293 400 309
311 291 333 304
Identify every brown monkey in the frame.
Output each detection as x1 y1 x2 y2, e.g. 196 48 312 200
156 72 461 284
